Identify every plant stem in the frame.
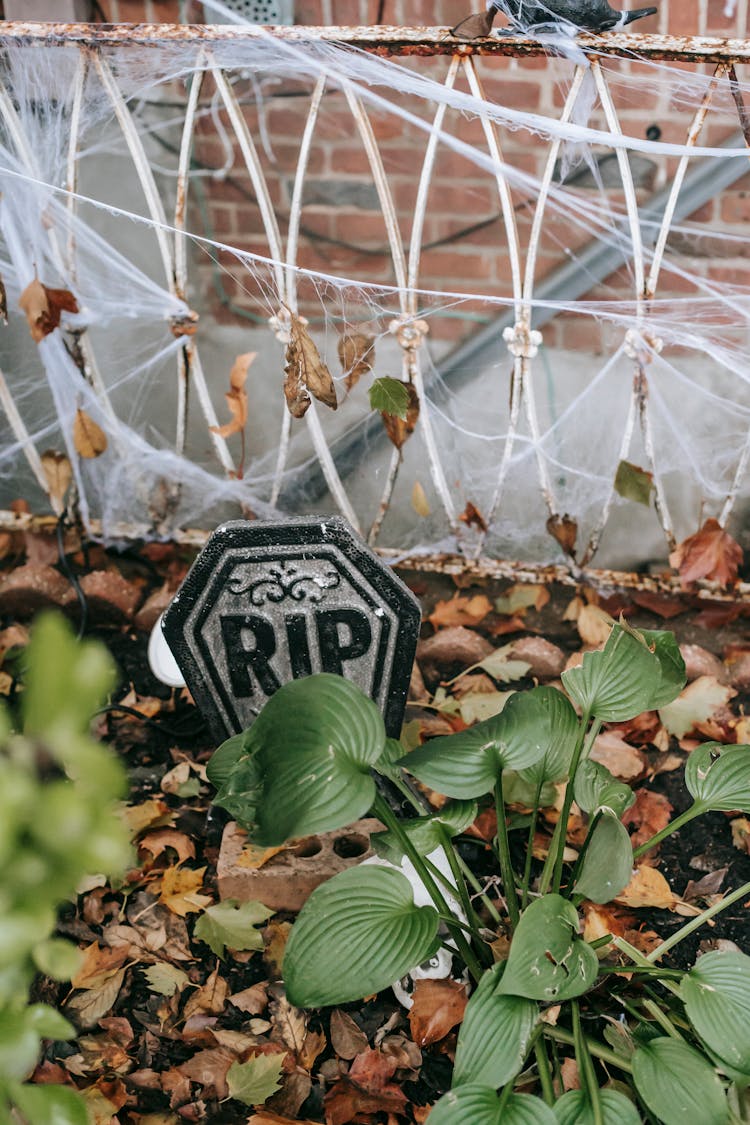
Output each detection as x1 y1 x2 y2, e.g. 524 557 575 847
552 716 599 895
645 878 750 962
535 1039 556 1106
566 809 603 897
573 1001 604 1125
521 777 543 910
542 1026 633 1074
642 998 683 1039
458 854 502 924
437 824 487 952
495 773 520 930
497 1079 516 1112
372 795 483 983
632 803 703 859
612 936 681 998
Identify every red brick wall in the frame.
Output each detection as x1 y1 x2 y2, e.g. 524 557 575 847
95 2 750 348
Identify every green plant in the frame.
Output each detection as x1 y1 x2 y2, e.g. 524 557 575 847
208 622 750 1124
0 613 131 1125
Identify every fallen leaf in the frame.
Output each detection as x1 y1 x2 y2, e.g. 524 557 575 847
546 513 577 557
631 591 687 619
183 966 228 1019
494 584 550 616
284 311 337 417
615 865 677 910
264 921 292 979
411 480 430 517
621 789 673 852
658 675 736 738
561 1057 581 1091
380 381 420 450
0 277 6 324
269 990 307 1057
66 968 126 1028
138 829 196 867
670 518 744 588
122 798 175 837
324 1048 408 1125
330 1010 368 1060
227 1054 284 1106
408 978 467 1047
458 500 488 533
614 460 654 506
477 645 532 683
683 867 728 902
459 690 513 725
210 352 254 439
238 843 289 869
178 1046 238 1099
71 943 130 991
73 408 107 459
229 982 268 1015
158 865 212 917
577 605 613 647
142 962 190 998
731 817 750 853
41 450 72 511
339 327 375 391
428 595 493 630
19 277 79 342
591 732 646 781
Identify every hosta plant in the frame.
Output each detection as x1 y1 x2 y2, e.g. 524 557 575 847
208 620 750 1124
0 614 131 1125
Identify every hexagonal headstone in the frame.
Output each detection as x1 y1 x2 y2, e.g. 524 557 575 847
162 517 421 741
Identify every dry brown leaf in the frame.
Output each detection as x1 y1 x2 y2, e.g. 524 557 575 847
158 865 212 917
621 789 674 852
577 604 614 647
73 408 107 459
338 327 375 391
41 450 72 511
178 1046 237 1099
229 982 268 1015
138 829 196 867
591 732 646 782
72 943 130 991
330 1010 368 1060
19 277 79 342
269 990 308 1057
66 968 126 1029
658 675 736 739
381 381 420 450
428 595 493 630
210 352 254 439
731 817 750 853
546 513 577 556
284 312 337 417
408 978 467 1047
561 1057 581 1091
121 798 175 837
324 1048 408 1125
457 500 488 533
264 921 292 979
670 517 744 588
615 865 677 910
411 480 431 517
183 966 228 1020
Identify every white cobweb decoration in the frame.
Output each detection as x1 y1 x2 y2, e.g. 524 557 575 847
0 18 748 575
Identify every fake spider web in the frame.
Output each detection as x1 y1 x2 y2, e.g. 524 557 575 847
0 13 749 577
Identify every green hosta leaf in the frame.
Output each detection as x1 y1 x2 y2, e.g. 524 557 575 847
562 623 680 722
681 950 750 1075
369 376 410 418
573 759 635 817
498 895 598 1003
374 736 410 783
512 687 579 788
32 938 83 982
211 752 262 828
553 1089 641 1124
10 1082 89 1125
502 770 558 809
206 731 251 789
226 1053 284 1105
370 800 477 864
614 460 654 507
0 1010 41 1080
632 1037 728 1125
429 1086 556 1125
639 629 686 709
453 962 538 1088
397 687 555 799
685 743 750 813
193 899 273 959
283 865 440 1007
573 811 633 903
213 674 387 845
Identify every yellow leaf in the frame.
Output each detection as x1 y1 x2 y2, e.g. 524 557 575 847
73 408 107 459
158 865 212 916
238 842 288 869
411 480 430 517
121 798 175 837
615 865 677 910
577 604 614 647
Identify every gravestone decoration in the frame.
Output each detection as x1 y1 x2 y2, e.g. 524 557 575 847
162 517 421 742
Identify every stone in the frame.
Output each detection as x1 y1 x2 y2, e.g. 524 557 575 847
217 818 383 913
416 626 493 679
508 636 566 679
679 643 726 683
77 570 143 625
0 563 71 617
162 517 420 741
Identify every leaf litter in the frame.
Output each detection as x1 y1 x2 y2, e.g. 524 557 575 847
4 539 750 1122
